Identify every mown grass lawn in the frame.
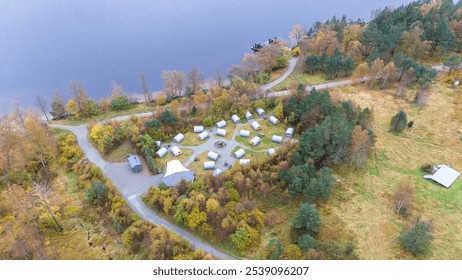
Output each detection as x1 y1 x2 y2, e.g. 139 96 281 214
236 121 288 151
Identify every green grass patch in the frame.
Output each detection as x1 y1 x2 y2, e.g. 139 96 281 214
235 121 287 151
272 72 328 91
64 171 79 193
187 151 215 178
181 132 204 146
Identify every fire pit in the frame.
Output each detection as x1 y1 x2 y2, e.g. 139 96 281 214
214 141 227 149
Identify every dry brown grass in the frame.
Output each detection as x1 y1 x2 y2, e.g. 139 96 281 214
325 82 462 259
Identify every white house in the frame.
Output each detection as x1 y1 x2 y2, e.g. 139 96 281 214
268 148 276 157
272 135 283 143
233 149 246 159
268 116 280 125
239 159 251 165
250 136 261 146
216 128 227 137
285 127 294 138
207 151 220 161
215 120 227 128
240 130 251 138
245 111 253 120
231 114 241 124
251 121 262 131
173 133 185 143
194 126 204 133
170 146 182 157
156 147 168 158
155 141 162 148
424 165 460 188
204 161 216 170
256 108 266 116
197 131 209 140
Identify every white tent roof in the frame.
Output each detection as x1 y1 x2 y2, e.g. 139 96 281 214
162 160 195 187
213 169 223 177
245 111 253 119
231 115 240 123
425 165 460 188
156 147 168 158
240 130 251 137
194 126 204 133
216 120 227 128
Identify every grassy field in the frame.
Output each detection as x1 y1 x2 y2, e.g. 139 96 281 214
272 72 328 91
181 132 205 146
104 141 137 163
321 82 462 259
235 121 288 151
187 151 215 178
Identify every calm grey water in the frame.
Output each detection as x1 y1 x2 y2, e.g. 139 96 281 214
0 0 414 115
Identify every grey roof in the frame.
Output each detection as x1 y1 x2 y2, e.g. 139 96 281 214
216 120 227 128
231 115 241 123
268 116 280 124
240 130 251 138
285 127 294 137
127 154 142 168
171 146 182 156
233 148 246 159
424 165 460 188
194 126 204 133
162 160 195 187
272 135 283 143
250 136 261 146
173 133 185 143
268 148 276 156
207 151 220 161
240 159 251 165
251 121 261 131
161 171 195 187
256 108 266 116
198 131 209 140
156 147 168 158
213 169 223 177
204 161 216 170
216 128 227 136
245 111 253 120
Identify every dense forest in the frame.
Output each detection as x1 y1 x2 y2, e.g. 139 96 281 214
0 113 213 259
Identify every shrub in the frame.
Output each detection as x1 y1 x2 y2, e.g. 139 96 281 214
400 220 434 256
390 110 408 133
292 203 320 235
87 182 109 206
421 164 433 173
298 234 317 252
203 117 214 127
145 118 162 129
111 96 131 111
265 238 283 260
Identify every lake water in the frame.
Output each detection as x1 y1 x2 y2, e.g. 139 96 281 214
0 0 414 115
